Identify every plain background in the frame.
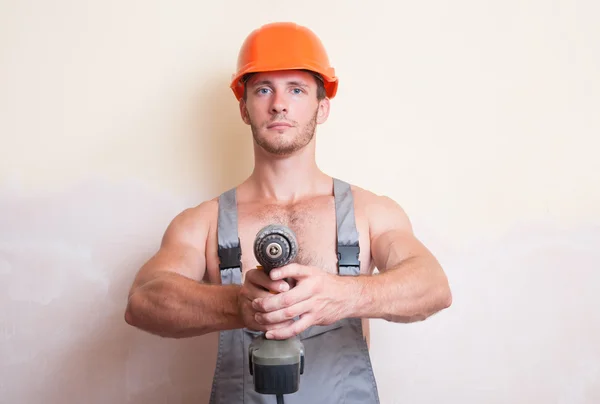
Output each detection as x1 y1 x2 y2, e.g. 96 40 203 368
1 0 599 403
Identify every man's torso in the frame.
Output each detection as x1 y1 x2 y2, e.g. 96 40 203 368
198 184 377 344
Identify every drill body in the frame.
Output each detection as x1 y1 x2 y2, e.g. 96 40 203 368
249 224 305 400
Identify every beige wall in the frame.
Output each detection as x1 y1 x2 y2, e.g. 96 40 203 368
1 1 599 403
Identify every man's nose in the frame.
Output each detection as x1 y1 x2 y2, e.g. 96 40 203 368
270 92 288 114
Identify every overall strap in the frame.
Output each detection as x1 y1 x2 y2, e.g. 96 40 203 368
217 188 242 284
211 188 244 404
333 178 361 276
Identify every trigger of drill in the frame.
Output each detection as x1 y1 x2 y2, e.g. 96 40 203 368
256 265 279 295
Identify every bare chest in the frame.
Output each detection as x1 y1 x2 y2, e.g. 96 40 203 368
205 196 372 281
237 197 339 274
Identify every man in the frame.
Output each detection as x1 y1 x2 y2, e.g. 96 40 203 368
124 22 452 403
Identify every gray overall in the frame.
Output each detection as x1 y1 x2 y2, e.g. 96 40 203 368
209 178 380 404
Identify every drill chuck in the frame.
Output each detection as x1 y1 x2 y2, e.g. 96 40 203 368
253 224 298 272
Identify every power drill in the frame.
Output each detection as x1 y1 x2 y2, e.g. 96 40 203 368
249 224 305 404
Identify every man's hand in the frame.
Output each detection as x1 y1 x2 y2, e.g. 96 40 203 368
251 263 355 340
238 267 295 333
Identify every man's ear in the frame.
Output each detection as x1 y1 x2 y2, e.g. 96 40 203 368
239 99 250 125
316 98 330 124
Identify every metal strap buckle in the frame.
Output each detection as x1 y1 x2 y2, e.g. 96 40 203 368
218 245 241 270
337 245 360 267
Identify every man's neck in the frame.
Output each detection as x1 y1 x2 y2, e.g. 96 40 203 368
245 144 330 203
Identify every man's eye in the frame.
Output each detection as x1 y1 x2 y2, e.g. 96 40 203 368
258 88 271 94
292 88 303 94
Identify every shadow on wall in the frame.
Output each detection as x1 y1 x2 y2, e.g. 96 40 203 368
185 71 254 199
0 70 253 404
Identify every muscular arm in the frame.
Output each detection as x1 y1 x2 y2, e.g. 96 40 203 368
124 202 243 338
346 195 452 323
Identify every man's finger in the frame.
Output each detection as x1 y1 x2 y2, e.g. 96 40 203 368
265 314 313 340
242 282 276 301
265 319 295 331
252 284 311 313
246 268 290 293
269 263 313 281
255 299 313 324
246 318 294 333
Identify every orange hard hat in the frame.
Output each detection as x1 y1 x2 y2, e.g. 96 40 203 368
230 22 338 101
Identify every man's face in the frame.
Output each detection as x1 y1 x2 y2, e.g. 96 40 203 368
240 70 330 156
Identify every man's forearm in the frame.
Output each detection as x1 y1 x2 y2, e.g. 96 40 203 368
344 257 452 323
125 272 243 338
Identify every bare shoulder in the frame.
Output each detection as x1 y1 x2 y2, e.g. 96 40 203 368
129 198 219 290
161 198 219 248
349 184 435 272
349 184 413 238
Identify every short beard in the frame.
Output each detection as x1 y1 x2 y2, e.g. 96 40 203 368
250 109 318 156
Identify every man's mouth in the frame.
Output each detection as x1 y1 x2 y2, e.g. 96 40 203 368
267 122 293 129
